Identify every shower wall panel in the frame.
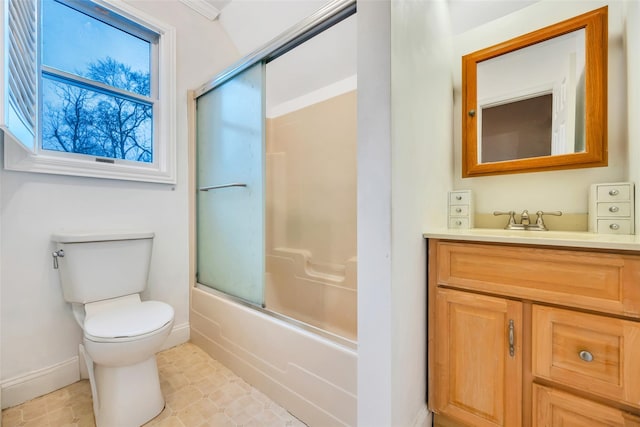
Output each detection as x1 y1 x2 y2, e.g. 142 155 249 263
265 90 357 339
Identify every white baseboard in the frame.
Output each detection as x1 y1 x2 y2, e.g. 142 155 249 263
1 322 189 409
1 357 80 409
412 405 432 427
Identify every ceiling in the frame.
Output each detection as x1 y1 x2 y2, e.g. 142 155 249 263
448 0 538 34
204 0 233 13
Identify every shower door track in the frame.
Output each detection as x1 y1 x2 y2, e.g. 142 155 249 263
193 0 356 98
195 283 357 351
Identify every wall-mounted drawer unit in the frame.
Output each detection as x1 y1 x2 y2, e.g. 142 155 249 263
448 190 473 229
590 182 635 234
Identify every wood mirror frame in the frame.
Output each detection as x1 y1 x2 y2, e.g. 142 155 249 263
462 7 608 177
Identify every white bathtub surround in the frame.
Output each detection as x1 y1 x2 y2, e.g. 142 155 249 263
190 286 357 427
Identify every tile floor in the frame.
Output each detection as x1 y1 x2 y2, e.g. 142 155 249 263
1 343 307 427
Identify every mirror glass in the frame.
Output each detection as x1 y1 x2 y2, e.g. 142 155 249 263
462 7 607 177
477 29 585 163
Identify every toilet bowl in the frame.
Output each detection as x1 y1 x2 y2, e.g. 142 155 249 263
82 295 174 427
52 231 175 427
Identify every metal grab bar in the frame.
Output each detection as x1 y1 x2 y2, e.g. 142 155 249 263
199 183 247 191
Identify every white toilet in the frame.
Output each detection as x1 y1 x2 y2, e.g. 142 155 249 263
52 231 175 427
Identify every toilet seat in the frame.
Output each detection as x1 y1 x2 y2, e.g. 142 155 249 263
84 300 174 343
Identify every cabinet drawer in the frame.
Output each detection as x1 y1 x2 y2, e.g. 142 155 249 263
533 384 640 427
449 191 471 205
533 306 640 407
449 205 469 216
597 184 632 202
597 202 632 217
437 242 640 317
598 219 633 234
448 218 469 229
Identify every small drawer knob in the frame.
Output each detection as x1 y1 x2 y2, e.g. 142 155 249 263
610 223 620 230
579 350 594 362
455 220 462 226
609 206 620 213
609 189 620 196
455 195 462 201
455 208 462 213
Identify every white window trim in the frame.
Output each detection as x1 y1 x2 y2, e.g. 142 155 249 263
1 0 177 184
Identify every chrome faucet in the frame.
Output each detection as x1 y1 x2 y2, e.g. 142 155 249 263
493 210 562 231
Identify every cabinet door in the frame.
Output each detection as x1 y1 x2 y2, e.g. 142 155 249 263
434 288 522 427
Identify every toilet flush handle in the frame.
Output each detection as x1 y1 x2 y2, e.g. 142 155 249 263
52 249 65 269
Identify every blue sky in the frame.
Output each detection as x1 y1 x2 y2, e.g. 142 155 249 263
42 0 150 83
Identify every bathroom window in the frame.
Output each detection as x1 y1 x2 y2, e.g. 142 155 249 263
1 0 177 183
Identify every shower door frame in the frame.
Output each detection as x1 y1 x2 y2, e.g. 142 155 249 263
188 0 357 349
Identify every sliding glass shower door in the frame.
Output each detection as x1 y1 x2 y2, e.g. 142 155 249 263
196 63 266 306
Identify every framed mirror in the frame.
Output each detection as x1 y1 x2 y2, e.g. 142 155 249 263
462 7 608 177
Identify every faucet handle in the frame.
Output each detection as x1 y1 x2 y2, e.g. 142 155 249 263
493 211 516 227
534 211 563 230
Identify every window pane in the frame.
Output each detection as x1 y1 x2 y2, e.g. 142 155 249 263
42 0 151 96
41 77 153 162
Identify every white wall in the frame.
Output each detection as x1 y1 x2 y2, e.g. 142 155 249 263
626 0 640 229
390 1 452 425
357 0 452 425
452 0 628 215
0 0 239 406
357 0 393 424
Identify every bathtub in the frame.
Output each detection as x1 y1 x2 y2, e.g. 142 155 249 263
190 285 357 426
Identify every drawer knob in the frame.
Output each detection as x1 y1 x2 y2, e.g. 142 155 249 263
456 208 462 213
456 195 462 201
609 189 620 196
579 350 594 362
609 206 620 213
455 220 462 226
610 223 620 230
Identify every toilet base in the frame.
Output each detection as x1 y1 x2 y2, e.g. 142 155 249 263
92 356 165 427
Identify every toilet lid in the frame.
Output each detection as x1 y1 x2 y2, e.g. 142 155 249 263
84 301 174 339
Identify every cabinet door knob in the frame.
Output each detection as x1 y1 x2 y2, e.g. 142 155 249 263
609 189 620 196
609 206 620 213
610 223 620 230
579 350 594 362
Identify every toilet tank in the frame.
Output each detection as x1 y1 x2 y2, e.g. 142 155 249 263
52 231 155 303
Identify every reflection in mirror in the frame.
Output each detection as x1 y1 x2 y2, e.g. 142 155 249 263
481 93 553 162
462 7 607 177
477 29 585 163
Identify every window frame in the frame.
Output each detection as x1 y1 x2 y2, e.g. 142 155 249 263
1 0 177 184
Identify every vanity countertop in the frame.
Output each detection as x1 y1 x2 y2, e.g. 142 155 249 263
423 228 640 252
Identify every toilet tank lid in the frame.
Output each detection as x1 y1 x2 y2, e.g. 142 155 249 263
51 231 155 243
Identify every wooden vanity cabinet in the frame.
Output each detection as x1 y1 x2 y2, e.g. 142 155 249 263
428 239 640 427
